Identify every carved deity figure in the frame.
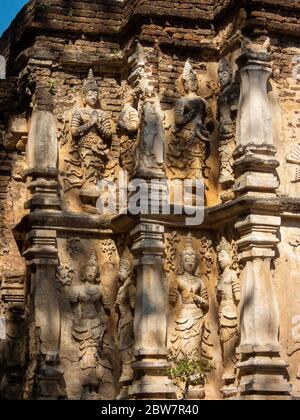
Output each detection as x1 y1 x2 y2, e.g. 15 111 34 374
136 88 165 179
217 58 239 192
216 238 240 382
115 254 136 399
69 251 112 399
71 69 113 196
117 83 140 178
170 234 209 360
167 60 214 180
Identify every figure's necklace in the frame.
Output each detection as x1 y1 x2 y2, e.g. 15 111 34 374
185 274 196 285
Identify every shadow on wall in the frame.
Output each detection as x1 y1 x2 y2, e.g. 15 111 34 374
0 56 6 80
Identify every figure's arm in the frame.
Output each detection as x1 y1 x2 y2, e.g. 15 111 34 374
169 279 179 307
129 284 136 311
175 100 194 127
101 287 111 315
232 273 240 304
69 287 79 304
69 287 80 321
204 100 215 134
98 112 113 141
194 280 209 311
216 279 222 303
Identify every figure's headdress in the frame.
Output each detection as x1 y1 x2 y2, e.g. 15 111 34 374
182 60 198 85
119 255 132 271
217 237 232 254
82 250 100 282
181 233 197 257
218 57 232 76
82 69 98 94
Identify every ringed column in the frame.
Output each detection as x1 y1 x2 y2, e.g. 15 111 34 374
233 47 291 399
130 221 176 399
23 85 64 399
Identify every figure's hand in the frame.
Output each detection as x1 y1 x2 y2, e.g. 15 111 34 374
194 295 206 307
184 111 195 123
69 293 78 303
90 111 99 126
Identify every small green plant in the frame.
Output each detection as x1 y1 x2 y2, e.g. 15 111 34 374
49 79 56 95
112 48 121 55
168 355 214 399
68 8 74 18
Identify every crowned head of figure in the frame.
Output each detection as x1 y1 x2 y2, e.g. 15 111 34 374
82 69 99 108
180 233 199 275
217 237 233 271
182 60 199 95
218 58 232 89
82 250 100 284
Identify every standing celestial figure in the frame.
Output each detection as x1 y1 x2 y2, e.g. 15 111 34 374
167 60 214 180
115 254 136 400
71 69 113 204
217 58 239 196
117 83 140 179
216 238 240 396
69 251 112 400
170 234 209 360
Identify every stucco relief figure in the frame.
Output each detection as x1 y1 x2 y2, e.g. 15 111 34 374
170 234 209 360
69 251 112 400
136 89 165 178
115 254 136 399
217 58 239 190
117 83 140 178
216 238 240 384
71 69 113 201
167 60 214 180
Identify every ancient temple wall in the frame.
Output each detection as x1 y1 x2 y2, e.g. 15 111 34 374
0 0 300 401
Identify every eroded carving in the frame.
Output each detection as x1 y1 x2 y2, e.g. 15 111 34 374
69 251 113 400
166 60 214 181
169 234 209 360
217 58 239 193
118 82 139 178
115 252 136 399
216 237 240 393
70 69 113 204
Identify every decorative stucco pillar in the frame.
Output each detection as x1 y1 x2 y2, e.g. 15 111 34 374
130 221 176 399
233 47 291 399
22 85 64 399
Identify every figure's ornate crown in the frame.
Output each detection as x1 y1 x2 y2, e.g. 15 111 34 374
217 237 232 254
181 233 197 256
119 255 132 271
87 250 99 266
218 57 231 75
182 59 197 83
83 69 98 94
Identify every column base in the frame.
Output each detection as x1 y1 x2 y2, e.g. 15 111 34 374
236 354 292 400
